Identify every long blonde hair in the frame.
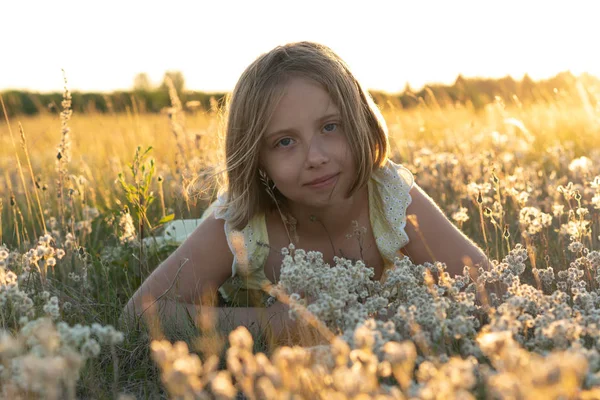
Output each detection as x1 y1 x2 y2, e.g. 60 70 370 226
220 41 389 231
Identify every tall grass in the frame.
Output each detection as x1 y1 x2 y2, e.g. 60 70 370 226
0 80 599 398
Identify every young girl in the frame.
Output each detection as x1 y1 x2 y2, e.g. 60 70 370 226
124 41 489 342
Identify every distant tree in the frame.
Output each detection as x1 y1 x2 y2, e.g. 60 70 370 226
498 75 517 90
399 82 419 108
519 73 536 101
453 74 468 103
160 71 185 95
133 73 152 92
454 74 466 88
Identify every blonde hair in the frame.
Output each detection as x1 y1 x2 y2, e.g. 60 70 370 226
220 41 389 231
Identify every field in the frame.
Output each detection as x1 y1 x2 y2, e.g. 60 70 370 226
1 84 600 399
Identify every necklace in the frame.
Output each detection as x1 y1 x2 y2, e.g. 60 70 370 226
280 209 299 245
280 209 343 260
278 209 319 246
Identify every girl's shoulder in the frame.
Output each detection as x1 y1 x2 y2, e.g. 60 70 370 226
209 193 269 272
371 158 414 193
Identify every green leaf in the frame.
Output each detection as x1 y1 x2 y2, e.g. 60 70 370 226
158 213 175 224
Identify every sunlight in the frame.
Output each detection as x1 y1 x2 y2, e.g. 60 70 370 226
1 0 598 93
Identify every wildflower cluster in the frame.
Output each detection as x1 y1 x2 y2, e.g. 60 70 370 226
151 339 218 398
451 206 470 225
271 245 479 361
518 206 553 236
118 210 137 245
591 176 600 210
0 317 124 399
2 245 36 320
477 331 589 398
21 234 66 281
272 245 388 333
152 315 600 399
236 240 600 397
0 239 123 399
152 325 417 399
73 206 100 235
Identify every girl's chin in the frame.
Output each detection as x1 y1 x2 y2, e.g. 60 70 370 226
294 195 347 210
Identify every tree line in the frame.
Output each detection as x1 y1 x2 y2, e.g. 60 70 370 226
1 70 598 117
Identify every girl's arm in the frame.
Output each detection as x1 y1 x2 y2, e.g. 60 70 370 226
403 184 491 278
152 299 296 340
123 212 234 323
122 213 305 342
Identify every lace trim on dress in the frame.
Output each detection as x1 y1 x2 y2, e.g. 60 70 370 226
368 159 415 264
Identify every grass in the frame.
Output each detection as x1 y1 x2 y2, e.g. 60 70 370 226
0 82 600 398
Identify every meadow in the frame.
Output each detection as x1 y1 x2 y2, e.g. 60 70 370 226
1 80 600 399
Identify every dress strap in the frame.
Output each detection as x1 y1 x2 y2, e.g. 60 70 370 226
211 194 272 304
368 159 415 266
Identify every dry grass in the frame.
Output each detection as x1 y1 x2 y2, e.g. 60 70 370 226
0 86 600 398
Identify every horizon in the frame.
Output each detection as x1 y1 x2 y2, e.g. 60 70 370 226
3 0 598 94
1 69 593 96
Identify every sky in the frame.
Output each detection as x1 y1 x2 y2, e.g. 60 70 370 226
2 0 598 94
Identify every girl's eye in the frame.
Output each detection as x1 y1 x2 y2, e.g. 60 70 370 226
274 124 338 148
276 137 294 148
323 123 338 133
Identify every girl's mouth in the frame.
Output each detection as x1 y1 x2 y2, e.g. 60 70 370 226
305 173 339 189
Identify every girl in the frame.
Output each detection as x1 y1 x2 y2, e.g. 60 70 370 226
124 41 489 342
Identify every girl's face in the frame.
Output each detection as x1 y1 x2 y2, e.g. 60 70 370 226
259 76 356 209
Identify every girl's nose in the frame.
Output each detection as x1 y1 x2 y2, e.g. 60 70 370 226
305 135 330 167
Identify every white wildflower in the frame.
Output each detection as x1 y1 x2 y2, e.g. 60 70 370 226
568 156 593 174
81 338 101 358
592 193 600 210
467 182 492 198
552 204 565 217
560 220 590 238
568 241 584 253
56 249 66 259
519 207 552 235
118 212 137 244
452 207 470 224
